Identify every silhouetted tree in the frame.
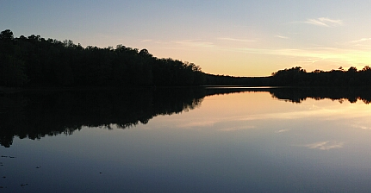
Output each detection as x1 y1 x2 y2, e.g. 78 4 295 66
0 29 29 86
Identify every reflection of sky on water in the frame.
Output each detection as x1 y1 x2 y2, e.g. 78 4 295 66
3 91 371 192
146 91 371 191
304 141 344 150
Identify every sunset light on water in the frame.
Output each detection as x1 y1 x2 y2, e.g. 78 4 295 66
2 1 371 192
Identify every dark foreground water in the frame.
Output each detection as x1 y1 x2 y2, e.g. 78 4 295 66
1 87 371 192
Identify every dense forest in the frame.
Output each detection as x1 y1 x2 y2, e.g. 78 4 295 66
270 66 371 86
2 29 371 88
0 29 204 87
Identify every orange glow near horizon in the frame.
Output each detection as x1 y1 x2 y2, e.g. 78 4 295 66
138 38 371 77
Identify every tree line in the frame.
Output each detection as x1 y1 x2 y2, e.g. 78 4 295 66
0 29 204 87
3 29 371 88
271 66 371 86
204 73 270 86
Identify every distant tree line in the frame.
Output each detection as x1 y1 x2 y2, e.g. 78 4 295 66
0 29 204 87
204 73 270 86
271 66 371 86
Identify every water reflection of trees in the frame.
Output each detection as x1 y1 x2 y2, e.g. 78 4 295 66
269 87 371 104
2 87 371 147
0 88 206 147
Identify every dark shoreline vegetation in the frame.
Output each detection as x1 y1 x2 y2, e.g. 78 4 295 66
2 87 371 148
0 29 205 87
4 29 371 88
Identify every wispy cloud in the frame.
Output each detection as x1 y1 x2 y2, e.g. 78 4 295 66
174 40 215 48
217 37 257 43
305 17 343 27
275 129 290 133
352 124 371 130
141 39 152 42
350 38 371 43
141 39 171 45
304 141 344 150
237 46 371 68
275 35 289 39
219 125 256 132
177 120 216 128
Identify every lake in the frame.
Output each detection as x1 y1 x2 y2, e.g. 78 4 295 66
1 87 371 192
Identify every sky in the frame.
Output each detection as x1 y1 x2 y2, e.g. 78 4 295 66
1 0 371 77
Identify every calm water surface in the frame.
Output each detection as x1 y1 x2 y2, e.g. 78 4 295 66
1 88 371 192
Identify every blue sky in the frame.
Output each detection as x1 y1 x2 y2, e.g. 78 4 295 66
1 0 371 76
